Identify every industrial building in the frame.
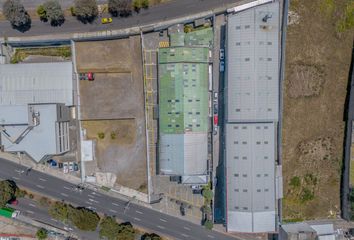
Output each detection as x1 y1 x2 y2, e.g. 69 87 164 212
0 62 73 162
225 1 282 233
158 27 212 184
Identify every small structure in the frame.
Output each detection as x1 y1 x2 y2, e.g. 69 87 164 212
280 223 338 240
81 139 95 162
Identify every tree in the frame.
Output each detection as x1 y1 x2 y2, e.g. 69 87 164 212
74 0 98 23
132 0 149 12
36 228 48 240
69 207 100 231
141 233 161 240
2 0 31 32
99 216 121 240
202 189 213 203
0 180 16 208
36 4 47 21
201 205 211 214
117 222 135 240
48 201 71 223
43 0 65 26
108 0 132 17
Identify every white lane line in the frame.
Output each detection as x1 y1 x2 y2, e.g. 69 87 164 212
51 218 58 222
63 186 71 190
39 178 47 182
109 209 117 213
85 201 92 205
207 235 215 239
133 217 141 221
89 199 99 203
112 203 119 207
12 177 20 180
160 218 167 222
88 206 96 210
88 194 95 198
29 203 36 207
157 225 165 229
135 210 143 214
61 193 68 197
36 185 45 189
181 233 189 238
26 210 34 214
183 226 191 231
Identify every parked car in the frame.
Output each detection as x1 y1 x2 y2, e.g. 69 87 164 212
69 162 74 172
101 17 112 24
213 125 218 135
219 61 225 72
79 72 95 81
213 104 218 114
180 204 186 216
63 163 69 174
58 162 63 169
213 92 218 102
9 199 18 205
214 115 218 125
73 163 79 172
219 49 225 60
192 189 202 194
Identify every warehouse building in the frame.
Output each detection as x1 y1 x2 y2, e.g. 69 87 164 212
158 29 212 184
0 62 73 162
225 1 282 233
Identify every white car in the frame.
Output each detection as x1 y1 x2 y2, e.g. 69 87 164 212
63 163 69 174
219 49 225 60
69 162 74 172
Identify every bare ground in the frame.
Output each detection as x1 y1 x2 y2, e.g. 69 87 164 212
282 0 354 220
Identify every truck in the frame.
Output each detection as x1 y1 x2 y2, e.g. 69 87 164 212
0 207 20 218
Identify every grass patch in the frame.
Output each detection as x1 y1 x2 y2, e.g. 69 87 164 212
11 46 71 64
319 0 335 16
336 1 354 32
282 217 304 223
300 188 315 203
290 176 301 188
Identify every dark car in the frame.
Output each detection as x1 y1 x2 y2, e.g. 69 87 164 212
180 204 186 216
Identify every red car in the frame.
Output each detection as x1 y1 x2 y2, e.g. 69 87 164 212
9 199 18 205
214 115 218 125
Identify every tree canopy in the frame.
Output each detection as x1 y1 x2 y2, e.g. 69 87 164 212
43 0 65 26
0 180 16 208
69 207 100 231
74 0 98 23
141 233 162 240
108 0 132 17
2 0 31 32
36 228 48 240
99 217 135 240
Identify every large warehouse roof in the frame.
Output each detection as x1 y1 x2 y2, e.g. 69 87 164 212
226 123 276 232
0 62 73 106
226 1 279 122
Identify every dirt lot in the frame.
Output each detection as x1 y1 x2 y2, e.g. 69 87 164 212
282 0 354 221
75 36 147 192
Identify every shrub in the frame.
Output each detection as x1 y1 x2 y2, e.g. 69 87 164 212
110 131 116 140
37 4 47 21
203 219 213 230
109 0 132 17
36 228 48 240
98 132 105 139
289 176 301 188
70 6 76 16
300 188 314 202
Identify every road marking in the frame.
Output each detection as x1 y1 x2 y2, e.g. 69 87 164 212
135 210 143 214
87 206 96 210
63 186 71 190
85 201 92 205
112 203 119 207
88 194 95 198
207 235 215 239
181 233 189 238
12 177 20 180
36 185 45 189
159 218 167 222
50 218 58 222
109 209 117 213
183 226 191 231
61 193 68 197
26 210 34 214
157 225 165 229
133 217 141 221
39 178 47 182
29 203 36 207
89 199 99 203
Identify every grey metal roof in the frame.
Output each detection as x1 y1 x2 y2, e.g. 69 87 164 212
1 104 70 162
159 133 208 178
226 123 276 232
226 1 279 122
0 62 73 106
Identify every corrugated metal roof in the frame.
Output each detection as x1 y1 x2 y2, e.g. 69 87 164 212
0 62 73 106
159 133 208 177
226 1 279 122
226 122 276 232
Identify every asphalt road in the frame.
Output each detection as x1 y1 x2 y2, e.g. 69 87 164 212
0 158 238 240
0 0 243 37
